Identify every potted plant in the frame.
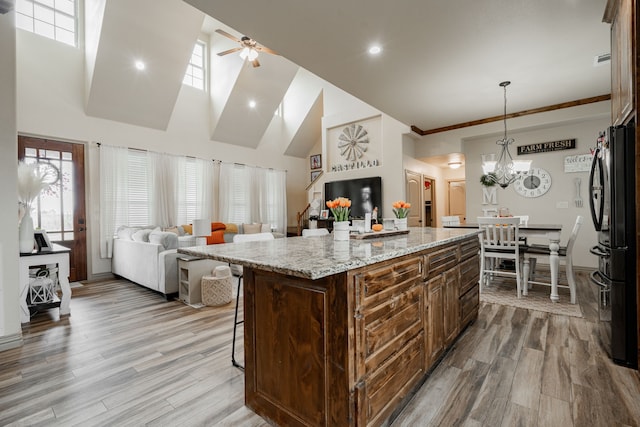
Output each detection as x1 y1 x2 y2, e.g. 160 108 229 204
480 172 497 187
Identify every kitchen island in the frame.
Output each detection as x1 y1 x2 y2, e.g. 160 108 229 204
179 227 481 427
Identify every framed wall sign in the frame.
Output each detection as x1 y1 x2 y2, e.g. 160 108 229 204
310 154 322 170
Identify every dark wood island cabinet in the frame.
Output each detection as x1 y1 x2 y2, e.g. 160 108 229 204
179 228 480 426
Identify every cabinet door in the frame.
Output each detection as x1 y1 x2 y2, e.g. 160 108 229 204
426 275 444 367
610 0 633 125
443 267 460 346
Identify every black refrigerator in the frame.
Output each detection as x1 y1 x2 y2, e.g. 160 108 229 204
589 122 637 368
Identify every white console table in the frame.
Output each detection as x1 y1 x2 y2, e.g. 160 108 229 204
19 243 71 323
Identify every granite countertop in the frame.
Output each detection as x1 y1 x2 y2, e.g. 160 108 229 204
178 227 481 280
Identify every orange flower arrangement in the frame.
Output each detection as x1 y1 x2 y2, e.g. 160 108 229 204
392 200 411 218
326 197 351 222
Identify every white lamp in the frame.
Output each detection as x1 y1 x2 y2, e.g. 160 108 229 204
192 218 210 246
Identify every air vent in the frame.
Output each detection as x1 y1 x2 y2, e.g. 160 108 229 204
594 53 611 66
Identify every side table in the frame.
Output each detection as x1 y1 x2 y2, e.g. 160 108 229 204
19 243 71 323
178 256 220 304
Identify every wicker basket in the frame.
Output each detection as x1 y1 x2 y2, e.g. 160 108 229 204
201 267 233 306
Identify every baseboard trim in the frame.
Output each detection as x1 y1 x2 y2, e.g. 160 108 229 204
0 333 23 352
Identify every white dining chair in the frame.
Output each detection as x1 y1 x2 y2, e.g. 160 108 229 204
302 228 329 237
230 232 275 369
477 216 526 298
522 215 583 304
441 215 460 226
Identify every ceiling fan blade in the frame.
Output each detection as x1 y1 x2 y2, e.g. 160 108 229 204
252 59 261 68
257 46 279 56
217 47 242 56
215 28 241 43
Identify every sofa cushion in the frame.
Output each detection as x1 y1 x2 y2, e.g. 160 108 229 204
116 226 141 240
149 230 179 250
206 230 226 245
181 224 193 235
224 223 238 234
131 229 152 242
211 222 226 232
163 226 180 235
261 223 271 233
243 223 262 234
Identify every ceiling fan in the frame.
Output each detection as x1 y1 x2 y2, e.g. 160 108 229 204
215 29 278 68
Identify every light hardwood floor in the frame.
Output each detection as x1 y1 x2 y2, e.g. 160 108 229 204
1 272 639 426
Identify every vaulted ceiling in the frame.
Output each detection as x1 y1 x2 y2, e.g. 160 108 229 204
183 0 611 133
83 0 323 158
83 0 610 160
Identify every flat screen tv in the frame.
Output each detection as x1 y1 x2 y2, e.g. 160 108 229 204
324 176 382 220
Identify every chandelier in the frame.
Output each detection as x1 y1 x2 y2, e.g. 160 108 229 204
482 81 531 188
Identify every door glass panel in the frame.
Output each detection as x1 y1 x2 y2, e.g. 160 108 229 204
24 146 75 242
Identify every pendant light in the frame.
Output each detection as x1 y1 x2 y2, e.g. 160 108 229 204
482 81 531 188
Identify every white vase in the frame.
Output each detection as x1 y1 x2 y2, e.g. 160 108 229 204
19 212 35 253
333 220 350 241
394 217 408 231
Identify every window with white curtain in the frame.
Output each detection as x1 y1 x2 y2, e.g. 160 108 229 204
219 163 254 224
127 150 151 227
100 146 285 258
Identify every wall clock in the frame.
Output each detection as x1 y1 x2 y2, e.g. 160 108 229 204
338 123 369 161
513 167 552 198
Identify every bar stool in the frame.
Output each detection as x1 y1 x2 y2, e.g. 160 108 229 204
231 232 275 370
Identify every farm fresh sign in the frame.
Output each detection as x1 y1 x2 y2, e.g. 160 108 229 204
517 139 576 155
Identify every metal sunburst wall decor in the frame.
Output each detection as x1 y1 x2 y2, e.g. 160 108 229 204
338 123 369 161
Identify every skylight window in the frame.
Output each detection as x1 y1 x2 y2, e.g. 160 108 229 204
183 41 206 90
15 0 77 47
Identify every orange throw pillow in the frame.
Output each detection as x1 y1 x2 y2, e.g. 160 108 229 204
206 230 226 244
211 222 226 232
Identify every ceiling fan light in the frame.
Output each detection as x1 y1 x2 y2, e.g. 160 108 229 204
239 47 251 60
247 48 259 61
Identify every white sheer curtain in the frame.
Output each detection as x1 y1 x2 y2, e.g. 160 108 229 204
254 168 287 233
99 145 129 258
176 157 216 224
149 152 178 227
218 163 254 224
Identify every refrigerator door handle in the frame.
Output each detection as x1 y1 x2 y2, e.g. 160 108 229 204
589 270 609 289
589 245 610 258
588 148 605 231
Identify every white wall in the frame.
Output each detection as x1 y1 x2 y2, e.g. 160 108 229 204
0 11 21 350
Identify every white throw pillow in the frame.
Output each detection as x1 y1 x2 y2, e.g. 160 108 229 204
149 230 179 250
131 229 152 242
116 226 140 240
261 223 271 233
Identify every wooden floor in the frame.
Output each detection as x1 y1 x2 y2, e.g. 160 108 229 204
1 272 639 426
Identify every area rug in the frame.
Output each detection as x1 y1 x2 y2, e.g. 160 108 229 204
479 270 583 318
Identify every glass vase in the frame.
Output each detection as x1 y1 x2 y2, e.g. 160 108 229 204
19 212 35 253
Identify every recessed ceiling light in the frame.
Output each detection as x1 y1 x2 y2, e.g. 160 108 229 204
368 45 382 55
249 100 257 108
134 60 145 70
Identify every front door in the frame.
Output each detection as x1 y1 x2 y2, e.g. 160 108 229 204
18 136 87 281
405 170 423 227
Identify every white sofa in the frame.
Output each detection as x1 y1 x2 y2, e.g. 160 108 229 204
112 226 200 296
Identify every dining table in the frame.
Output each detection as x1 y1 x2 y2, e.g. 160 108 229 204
443 222 564 302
